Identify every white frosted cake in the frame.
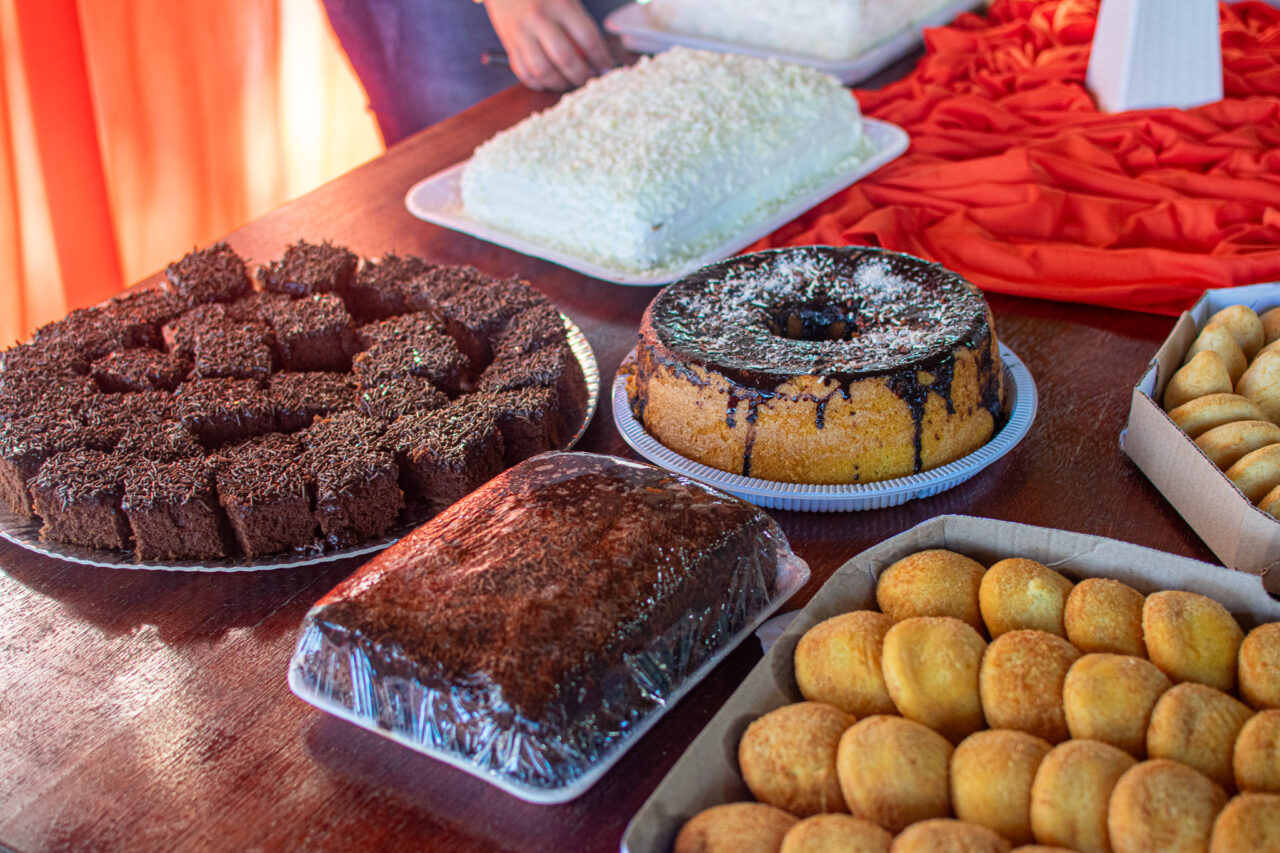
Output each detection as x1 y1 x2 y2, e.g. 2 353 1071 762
459 48 868 274
642 0 954 62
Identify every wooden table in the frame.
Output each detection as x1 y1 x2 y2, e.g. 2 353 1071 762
0 79 1220 852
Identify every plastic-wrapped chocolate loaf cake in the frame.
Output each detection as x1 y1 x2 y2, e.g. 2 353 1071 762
288 451 808 800
0 240 591 563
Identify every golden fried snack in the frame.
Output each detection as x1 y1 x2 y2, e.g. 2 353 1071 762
1209 792 1280 853
1030 739 1137 853
1107 760 1228 853
980 630 1081 743
1187 323 1248 386
1226 444 1280 503
979 558 1074 638
1146 683 1254 790
675 802 800 853
1143 590 1244 692
836 715 953 833
876 549 986 631
882 617 987 742
1259 484 1280 518
1263 306 1280 345
1208 305 1265 361
1239 622 1280 710
1063 653 1171 758
1195 420 1280 471
739 701 854 816
1064 578 1146 657
779 814 893 853
1168 393 1268 438
887 819 1011 853
1237 349 1280 424
795 611 897 718
1164 350 1233 411
950 729 1051 844
1233 709 1280 793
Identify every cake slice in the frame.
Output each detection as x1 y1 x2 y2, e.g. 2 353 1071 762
164 242 252 304
30 449 133 550
122 456 229 561
258 240 358 297
384 401 504 506
460 47 866 272
216 434 316 558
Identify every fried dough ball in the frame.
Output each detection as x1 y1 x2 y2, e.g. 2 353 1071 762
1142 591 1244 692
675 802 800 853
1195 420 1280 471
1063 653 1171 758
1188 323 1249 386
1226 444 1280 504
1259 484 1280 518
1239 622 1280 710
836 716 953 833
1236 349 1280 424
1146 683 1254 790
882 617 987 742
1064 578 1147 657
1164 350 1233 411
739 701 854 816
980 630 1081 743
794 611 897 718
876 549 987 632
1167 393 1267 439
1030 739 1136 853
1208 305 1265 361
950 729 1051 844
1208 792 1280 853
887 819 1011 853
1262 307 1280 345
979 558 1074 638
779 814 892 853
1233 709 1280 793
1107 760 1228 853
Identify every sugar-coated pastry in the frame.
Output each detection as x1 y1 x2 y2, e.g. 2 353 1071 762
1209 792 1280 853
1226 443 1280 503
950 729 1050 845
836 715 953 833
1233 709 1280 793
1063 653 1170 758
876 549 986 631
887 819 1011 853
979 558 1074 638
979 629 1081 743
1208 305 1264 361
882 617 986 742
1262 307 1280 345
739 701 854 816
795 611 897 718
1239 622 1280 710
1188 322 1248 386
675 802 801 853
1168 393 1268 438
1064 578 1147 657
1194 420 1280 471
1107 760 1228 853
1031 739 1137 853
1259 484 1280 518
1146 682 1254 790
1142 590 1244 692
779 814 893 853
1164 350 1233 411
1236 349 1280 424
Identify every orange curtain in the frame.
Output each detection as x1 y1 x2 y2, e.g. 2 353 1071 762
0 0 382 346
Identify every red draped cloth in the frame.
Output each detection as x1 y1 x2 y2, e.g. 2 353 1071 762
751 0 1280 315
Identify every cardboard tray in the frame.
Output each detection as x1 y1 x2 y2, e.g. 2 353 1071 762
620 513 1280 853
1121 284 1280 593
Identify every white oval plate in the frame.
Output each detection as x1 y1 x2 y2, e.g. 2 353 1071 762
613 343 1036 511
0 319 600 572
404 119 909 287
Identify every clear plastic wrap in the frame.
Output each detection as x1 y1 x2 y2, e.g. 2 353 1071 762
287 451 809 803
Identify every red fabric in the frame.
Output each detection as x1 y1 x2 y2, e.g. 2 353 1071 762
750 0 1280 315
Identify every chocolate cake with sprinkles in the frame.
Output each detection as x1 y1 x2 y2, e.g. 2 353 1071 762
0 239 590 562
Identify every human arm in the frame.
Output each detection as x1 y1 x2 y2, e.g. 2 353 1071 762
481 0 614 91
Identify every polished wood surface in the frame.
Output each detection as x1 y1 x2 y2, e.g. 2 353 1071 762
0 82 1220 853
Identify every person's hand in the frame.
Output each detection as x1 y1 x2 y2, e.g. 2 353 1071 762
483 0 615 91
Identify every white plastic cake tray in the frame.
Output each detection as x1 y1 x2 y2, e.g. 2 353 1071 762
612 343 1037 512
604 0 980 84
404 118 909 287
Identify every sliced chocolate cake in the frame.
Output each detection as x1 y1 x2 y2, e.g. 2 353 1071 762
216 433 316 558
259 240 358 297
269 371 357 432
30 449 132 549
191 321 275 381
162 303 229 359
357 375 449 423
123 456 229 560
175 378 276 447
344 252 433 320
163 242 252 304
385 401 504 506
263 293 358 372
352 330 470 397
0 415 91 517
91 348 191 392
